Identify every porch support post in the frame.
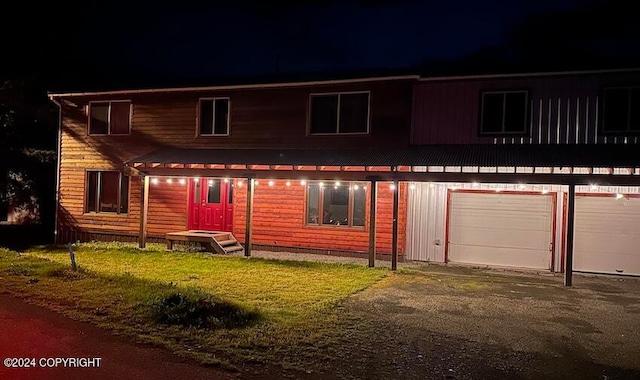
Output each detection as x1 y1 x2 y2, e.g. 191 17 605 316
244 177 255 257
391 179 399 271
138 175 150 249
368 180 377 267
564 184 576 287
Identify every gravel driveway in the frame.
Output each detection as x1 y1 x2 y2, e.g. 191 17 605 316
308 265 640 380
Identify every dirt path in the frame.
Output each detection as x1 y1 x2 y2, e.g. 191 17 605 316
0 293 233 380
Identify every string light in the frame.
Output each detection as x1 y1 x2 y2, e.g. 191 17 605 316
208 180 214 186
541 189 549 194
518 184 526 190
237 181 243 187
223 178 229 183
335 181 341 187
472 182 480 187
151 178 159 185
389 184 396 190
409 184 416 190
319 182 324 187
353 184 359 190
268 180 275 187
616 193 624 200
300 180 307 185
179 178 186 185
590 184 598 191
194 178 199 183
285 181 291 186
166 178 173 184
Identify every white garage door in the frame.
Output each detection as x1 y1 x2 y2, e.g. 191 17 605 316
447 192 554 269
575 196 640 276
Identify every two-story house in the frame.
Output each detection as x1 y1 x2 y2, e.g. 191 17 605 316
49 69 640 278
48 75 417 266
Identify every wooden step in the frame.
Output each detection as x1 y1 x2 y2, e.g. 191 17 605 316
223 245 245 253
217 239 238 246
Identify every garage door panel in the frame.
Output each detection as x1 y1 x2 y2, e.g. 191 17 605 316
448 192 553 270
575 196 640 276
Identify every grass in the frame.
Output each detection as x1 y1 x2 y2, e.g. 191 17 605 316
0 243 386 370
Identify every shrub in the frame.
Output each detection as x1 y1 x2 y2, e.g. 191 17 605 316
150 292 260 329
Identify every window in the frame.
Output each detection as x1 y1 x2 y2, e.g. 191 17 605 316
602 87 640 133
479 91 528 135
88 101 131 135
309 92 369 134
306 182 366 227
199 98 230 136
85 171 129 214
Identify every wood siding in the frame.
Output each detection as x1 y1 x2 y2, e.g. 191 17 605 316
412 71 640 145
232 180 407 255
56 80 412 246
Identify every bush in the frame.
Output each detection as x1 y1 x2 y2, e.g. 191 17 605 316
150 292 260 329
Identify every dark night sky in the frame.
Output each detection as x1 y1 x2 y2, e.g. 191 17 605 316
2 0 638 89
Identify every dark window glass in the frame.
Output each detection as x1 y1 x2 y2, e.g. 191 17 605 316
310 95 338 134
214 99 229 135
99 172 119 213
339 93 369 133
603 88 630 132
120 176 129 213
504 92 527 132
630 89 640 131
89 103 109 135
207 179 221 203
481 93 504 133
86 172 98 212
110 102 131 134
200 100 214 135
322 185 349 225
228 181 234 204
307 184 320 224
352 184 366 227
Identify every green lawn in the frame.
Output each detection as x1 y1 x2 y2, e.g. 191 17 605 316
0 243 386 369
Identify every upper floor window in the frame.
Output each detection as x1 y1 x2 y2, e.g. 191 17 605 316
309 92 370 135
306 182 366 228
88 101 131 135
479 91 528 135
602 87 640 133
199 98 230 136
85 171 129 214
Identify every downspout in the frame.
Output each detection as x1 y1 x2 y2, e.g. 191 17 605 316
49 96 62 244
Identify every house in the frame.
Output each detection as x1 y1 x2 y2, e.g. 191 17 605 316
48 68 640 281
407 68 640 279
48 75 417 266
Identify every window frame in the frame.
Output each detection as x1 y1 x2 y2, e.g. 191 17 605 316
478 90 530 136
307 91 371 135
304 181 367 229
87 100 132 136
84 170 130 215
601 86 640 135
197 97 231 137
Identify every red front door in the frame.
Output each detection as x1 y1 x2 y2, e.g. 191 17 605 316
188 178 233 232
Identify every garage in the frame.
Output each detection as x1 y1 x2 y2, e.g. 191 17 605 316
446 191 555 270
574 195 640 276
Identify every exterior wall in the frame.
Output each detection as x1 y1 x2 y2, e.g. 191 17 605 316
56 80 413 241
412 71 640 145
405 181 640 271
233 180 407 255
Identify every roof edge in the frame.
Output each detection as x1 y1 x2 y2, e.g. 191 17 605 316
418 68 640 82
48 75 420 98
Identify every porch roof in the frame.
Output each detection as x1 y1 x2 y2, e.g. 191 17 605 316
127 144 640 168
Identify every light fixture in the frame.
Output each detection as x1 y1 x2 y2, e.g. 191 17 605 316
166 178 173 184
254 180 259 186
223 178 229 183
319 182 324 187
179 178 186 185
363 185 367 190
590 184 598 191
335 181 341 187
409 184 416 190
354 184 359 190
390 184 396 190
451 186 457 191
300 180 307 185
541 189 549 194
285 181 291 187
268 180 275 187
472 182 480 187
194 178 199 183
208 180 214 186
495 188 502 192
616 193 624 200
237 181 243 187
151 178 159 185
518 184 526 190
